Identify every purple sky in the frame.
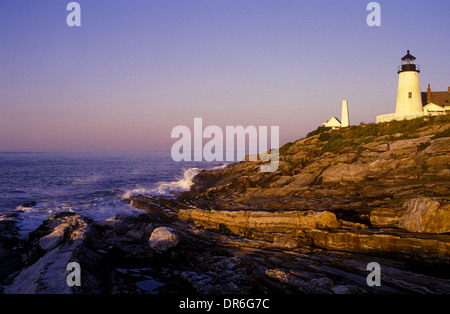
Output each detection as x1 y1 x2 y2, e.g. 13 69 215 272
1 0 449 151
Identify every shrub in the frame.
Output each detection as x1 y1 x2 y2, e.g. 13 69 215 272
420 163 429 172
318 132 331 142
281 158 307 175
279 142 294 155
307 126 328 138
321 137 352 153
416 142 431 152
317 131 359 153
431 128 450 139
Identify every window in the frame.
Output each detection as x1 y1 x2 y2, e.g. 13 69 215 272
408 92 412 98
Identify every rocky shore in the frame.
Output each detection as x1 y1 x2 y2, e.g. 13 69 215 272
1 115 449 294
1 205 449 294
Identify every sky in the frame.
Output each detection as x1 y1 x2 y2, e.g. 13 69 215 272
1 0 449 151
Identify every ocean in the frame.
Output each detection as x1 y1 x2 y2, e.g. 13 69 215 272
0 151 225 235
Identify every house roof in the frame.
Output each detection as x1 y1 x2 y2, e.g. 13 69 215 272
424 103 445 112
422 90 450 106
323 116 342 128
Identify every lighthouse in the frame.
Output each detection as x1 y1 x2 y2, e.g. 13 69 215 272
394 50 423 119
376 51 448 123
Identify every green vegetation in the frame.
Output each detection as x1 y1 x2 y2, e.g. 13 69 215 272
305 115 450 154
312 115 449 140
279 142 294 155
344 117 428 139
317 131 359 153
419 175 450 181
416 141 431 152
431 127 450 139
420 163 429 172
277 114 448 174
280 157 307 175
306 126 327 138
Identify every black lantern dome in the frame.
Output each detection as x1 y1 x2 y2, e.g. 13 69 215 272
398 50 420 73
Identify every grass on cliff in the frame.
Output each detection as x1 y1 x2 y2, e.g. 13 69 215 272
279 115 450 175
307 115 449 140
432 127 450 139
275 115 449 176
301 115 450 154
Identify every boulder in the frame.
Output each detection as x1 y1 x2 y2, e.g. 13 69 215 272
305 228 450 263
388 137 425 151
19 201 37 208
3 212 90 294
178 208 340 237
126 230 144 242
92 218 120 230
148 227 179 251
425 155 450 167
321 163 370 183
39 213 88 251
399 198 450 233
290 172 318 187
369 207 406 227
39 224 66 251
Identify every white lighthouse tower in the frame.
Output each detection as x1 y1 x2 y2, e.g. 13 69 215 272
395 50 424 119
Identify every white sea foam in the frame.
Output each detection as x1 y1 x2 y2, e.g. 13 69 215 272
121 188 156 200
212 163 228 170
3 153 229 236
155 167 200 195
121 167 202 199
1 151 214 236
13 204 60 236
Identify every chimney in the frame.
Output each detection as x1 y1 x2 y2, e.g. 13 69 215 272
427 84 432 103
448 86 450 93
341 100 349 128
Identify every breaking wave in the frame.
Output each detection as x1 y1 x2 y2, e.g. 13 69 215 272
121 167 202 199
155 167 201 195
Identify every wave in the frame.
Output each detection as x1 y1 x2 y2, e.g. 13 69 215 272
121 187 156 200
13 202 66 236
121 167 202 199
212 163 228 170
153 163 229 195
155 167 201 195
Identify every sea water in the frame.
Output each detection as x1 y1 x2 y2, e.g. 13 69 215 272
0 151 225 235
